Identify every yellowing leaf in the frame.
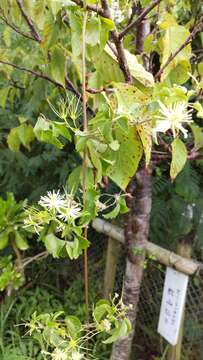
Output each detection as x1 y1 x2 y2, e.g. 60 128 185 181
124 49 154 87
137 122 152 166
105 46 154 87
170 138 187 180
161 25 191 83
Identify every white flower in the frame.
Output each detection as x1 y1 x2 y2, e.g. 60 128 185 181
71 351 84 360
101 319 111 332
51 348 68 360
38 190 67 212
57 196 81 222
153 101 193 139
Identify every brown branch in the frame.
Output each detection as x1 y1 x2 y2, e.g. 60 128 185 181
101 0 132 83
72 0 104 16
16 0 41 42
0 11 36 41
155 20 203 81
0 60 95 115
119 0 162 40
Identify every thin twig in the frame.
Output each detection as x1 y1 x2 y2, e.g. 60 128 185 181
119 0 162 40
21 251 49 269
0 11 36 41
155 20 203 81
0 60 95 115
16 0 41 42
72 0 104 16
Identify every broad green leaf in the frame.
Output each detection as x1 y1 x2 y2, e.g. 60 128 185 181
106 126 143 190
52 122 71 141
95 49 124 84
170 138 187 180
17 123 35 150
15 232 29 250
51 46 66 87
190 124 203 150
67 166 82 193
87 140 102 183
34 116 66 149
0 87 10 108
93 303 111 322
193 102 203 119
44 233 65 258
86 17 100 46
7 128 21 151
103 319 130 344
7 124 35 152
65 316 82 339
0 232 9 250
103 203 120 219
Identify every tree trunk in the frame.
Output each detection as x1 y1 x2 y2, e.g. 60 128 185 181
111 167 152 360
104 236 121 299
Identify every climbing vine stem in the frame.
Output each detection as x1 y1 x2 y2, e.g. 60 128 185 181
82 8 89 321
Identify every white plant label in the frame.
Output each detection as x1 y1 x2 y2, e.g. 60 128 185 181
158 267 189 345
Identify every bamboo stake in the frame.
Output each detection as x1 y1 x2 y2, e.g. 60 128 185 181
92 218 203 276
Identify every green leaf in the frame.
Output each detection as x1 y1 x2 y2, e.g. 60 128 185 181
0 232 9 250
67 166 82 193
103 319 130 344
0 87 10 108
17 123 35 150
7 124 35 151
7 128 21 151
87 141 102 183
52 122 71 141
65 316 82 339
106 126 143 190
44 233 65 258
193 102 203 119
34 116 65 149
103 203 120 219
190 124 203 150
170 138 187 180
93 303 111 322
15 232 29 250
86 17 100 46
51 46 66 87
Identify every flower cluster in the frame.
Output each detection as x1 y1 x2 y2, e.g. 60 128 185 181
38 190 82 222
24 190 82 235
153 101 193 139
